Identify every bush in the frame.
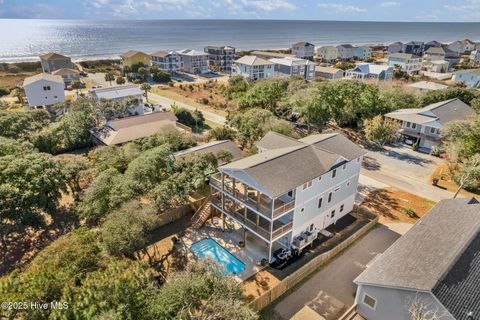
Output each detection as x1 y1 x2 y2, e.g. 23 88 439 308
116 76 126 85
0 87 10 97
402 207 418 218
153 70 171 83
430 145 443 157
200 97 209 105
174 107 204 128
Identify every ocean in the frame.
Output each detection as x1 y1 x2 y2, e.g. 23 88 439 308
0 19 479 63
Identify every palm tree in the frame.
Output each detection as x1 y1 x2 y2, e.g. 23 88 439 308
105 72 115 86
141 83 152 102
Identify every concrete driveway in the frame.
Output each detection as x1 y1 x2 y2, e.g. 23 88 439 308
361 145 453 202
271 225 401 320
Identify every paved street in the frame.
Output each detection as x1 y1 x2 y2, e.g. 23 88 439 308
361 145 454 202
272 225 402 320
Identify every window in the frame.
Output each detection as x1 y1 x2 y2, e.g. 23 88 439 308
334 187 340 192
300 207 305 213
43 86 51 91
347 180 351 187
328 192 333 203
331 210 335 218
332 169 337 178
363 294 377 310
303 180 312 190
406 121 411 128
309 224 314 232
318 197 323 208
340 204 344 212
430 127 436 134
342 164 347 170
412 123 417 129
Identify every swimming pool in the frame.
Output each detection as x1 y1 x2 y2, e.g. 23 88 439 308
191 238 246 275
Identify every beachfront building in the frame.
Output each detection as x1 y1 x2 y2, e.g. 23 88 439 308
151 51 183 73
345 63 393 81
470 50 480 64
91 112 178 146
404 41 425 56
423 47 460 70
39 52 74 73
448 39 476 54
384 98 474 150
316 46 339 62
387 42 405 55
315 66 344 80
204 45 236 73
336 44 354 60
120 50 151 69
89 85 145 116
51 68 80 88
354 197 480 320
422 59 450 73
452 69 480 88
23 73 65 108
291 42 315 59
209 131 366 263
407 81 448 92
177 49 210 74
353 46 372 60
269 57 316 81
387 53 421 74
424 40 443 51
250 51 295 60
233 55 275 81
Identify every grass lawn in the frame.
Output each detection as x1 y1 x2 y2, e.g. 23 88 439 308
0 72 37 89
360 187 436 224
430 163 479 198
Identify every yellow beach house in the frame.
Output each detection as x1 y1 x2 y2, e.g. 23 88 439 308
120 50 151 68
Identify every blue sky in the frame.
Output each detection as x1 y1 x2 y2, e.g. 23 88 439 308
0 0 479 21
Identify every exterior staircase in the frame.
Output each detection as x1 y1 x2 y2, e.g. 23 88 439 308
191 196 212 229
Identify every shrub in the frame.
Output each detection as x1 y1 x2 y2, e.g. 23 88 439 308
153 70 171 83
0 87 10 97
402 207 419 218
200 97 209 105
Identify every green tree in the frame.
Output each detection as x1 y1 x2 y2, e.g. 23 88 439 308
453 155 480 196
206 125 237 141
137 129 196 152
288 84 331 130
141 82 152 102
105 72 115 86
101 201 158 259
379 85 419 112
58 154 91 200
0 109 50 140
116 76 126 85
419 87 479 107
237 78 290 117
89 144 139 174
138 67 148 80
364 115 400 146
174 107 204 128
229 108 275 147
71 80 82 97
153 70 171 83
334 61 356 70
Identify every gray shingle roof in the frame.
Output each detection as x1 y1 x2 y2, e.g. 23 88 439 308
173 140 243 161
355 198 480 292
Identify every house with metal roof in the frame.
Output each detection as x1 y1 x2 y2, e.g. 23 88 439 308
384 98 475 150
209 131 366 263
269 57 316 80
23 73 65 108
354 197 480 320
90 111 178 146
233 55 276 80
291 41 315 59
345 63 393 81
39 52 74 73
89 85 145 117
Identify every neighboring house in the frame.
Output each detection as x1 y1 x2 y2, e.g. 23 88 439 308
23 73 65 108
204 45 236 73
89 85 145 116
387 42 405 54
461 39 476 51
91 111 178 146
387 53 422 74
120 50 151 69
51 68 80 88
424 40 442 51
316 46 339 62
250 51 295 59
151 51 183 73
384 98 474 150
177 49 210 74
173 140 243 164
39 52 74 73
447 39 476 54
470 50 480 64
452 69 480 88
209 131 366 263
315 66 344 80
345 63 393 81
269 57 316 80
404 41 424 56
233 55 275 80
353 46 372 60
407 81 448 92
291 42 315 59
336 44 354 60
354 197 480 320
422 59 450 73
424 47 460 70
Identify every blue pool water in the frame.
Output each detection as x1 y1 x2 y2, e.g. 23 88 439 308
191 238 245 275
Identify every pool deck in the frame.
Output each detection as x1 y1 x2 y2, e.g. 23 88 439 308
182 219 269 281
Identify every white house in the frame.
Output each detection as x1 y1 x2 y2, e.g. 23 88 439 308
89 85 145 116
291 42 315 59
422 59 450 73
23 73 65 108
345 63 393 81
316 46 339 62
151 51 183 73
452 69 480 88
315 66 344 80
209 131 366 263
470 50 480 64
176 49 209 74
387 53 422 74
423 47 460 70
233 55 275 80
269 57 316 80
336 44 354 60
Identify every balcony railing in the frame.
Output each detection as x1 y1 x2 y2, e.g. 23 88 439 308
272 221 293 239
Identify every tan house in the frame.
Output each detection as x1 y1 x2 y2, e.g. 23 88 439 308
52 68 80 88
120 50 151 69
39 52 74 73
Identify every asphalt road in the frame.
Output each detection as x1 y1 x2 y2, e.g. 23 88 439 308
272 225 401 320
